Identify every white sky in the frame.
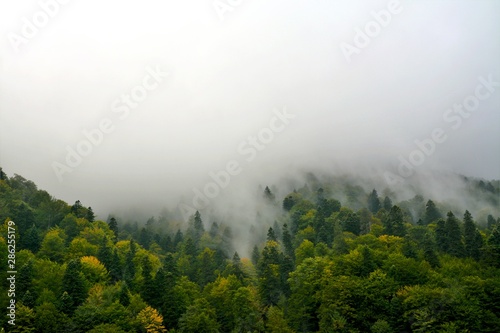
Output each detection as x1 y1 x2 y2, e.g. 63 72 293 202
0 0 499 217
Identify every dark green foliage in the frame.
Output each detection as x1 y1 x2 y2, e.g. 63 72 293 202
1 168 500 332
463 210 483 260
86 206 95 222
423 199 442 225
108 217 118 239
382 196 392 211
193 210 204 241
367 189 381 213
267 227 277 242
445 211 465 257
61 259 87 314
282 223 295 260
383 205 406 237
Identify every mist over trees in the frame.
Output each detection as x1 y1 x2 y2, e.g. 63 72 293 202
1 167 500 332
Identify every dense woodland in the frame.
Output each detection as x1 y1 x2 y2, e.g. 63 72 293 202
1 167 500 333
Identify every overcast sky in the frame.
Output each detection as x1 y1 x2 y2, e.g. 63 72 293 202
1 0 499 218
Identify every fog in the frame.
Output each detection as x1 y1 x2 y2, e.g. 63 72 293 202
1 0 499 227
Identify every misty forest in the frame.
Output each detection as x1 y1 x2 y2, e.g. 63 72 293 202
0 167 499 333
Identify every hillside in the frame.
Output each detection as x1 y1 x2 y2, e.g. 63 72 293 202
1 167 500 332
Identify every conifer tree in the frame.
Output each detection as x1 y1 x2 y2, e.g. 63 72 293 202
463 210 483 260
434 219 447 255
445 211 465 257
367 189 381 213
423 200 441 225
61 259 87 314
282 223 295 261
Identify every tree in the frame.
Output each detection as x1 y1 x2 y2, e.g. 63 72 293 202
383 206 406 237
193 210 205 241
368 189 381 213
332 220 348 255
484 226 500 267
267 227 277 242
264 186 275 203
86 206 95 222
445 211 465 257
178 298 220 333
463 210 483 260
38 228 67 262
71 200 84 218
382 196 392 211
22 225 41 253
423 200 441 225
266 306 295 333
137 306 167 333
258 240 283 306
34 302 69 333
435 218 447 253
282 223 295 261
61 259 87 314
251 245 260 265
108 217 118 239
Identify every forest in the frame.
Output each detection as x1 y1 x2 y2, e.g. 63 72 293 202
0 167 500 333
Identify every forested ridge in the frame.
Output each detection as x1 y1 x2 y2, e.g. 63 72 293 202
1 167 500 333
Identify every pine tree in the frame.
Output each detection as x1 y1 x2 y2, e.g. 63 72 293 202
383 206 406 237
61 259 87 314
86 207 95 222
267 227 277 242
194 211 204 241
344 212 361 236
282 223 295 261
209 222 219 238
422 231 440 268
123 240 137 288
251 245 260 266
367 189 381 213
264 186 275 203
423 200 441 225
435 218 448 253
445 211 465 257
108 217 118 239
484 226 500 267
332 220 348 255
463 210 483 260
23 225 41 253
141 256 156 305
382 196 392 211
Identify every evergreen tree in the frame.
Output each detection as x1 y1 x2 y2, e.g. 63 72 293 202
463 210 483 260
22 225 41 252
267 227 277 242
264 186 275 203
193 211 204 241
358 208 372 235
141 255 156 305
332 220 348 255
344 212 361 236
61 259 87 314
209 222 219 238
86 207 95 222
367 189 381 213
487 214 497 230
484 226 500 267
435 218 448 253
382 196 392 211
383 206 406 237
108 217 118 239
423 200 441 225
251 245 260 266
282 223 295 261
445 211 465 257
118 284 130 307
123 240 137 288
422 231 440 268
